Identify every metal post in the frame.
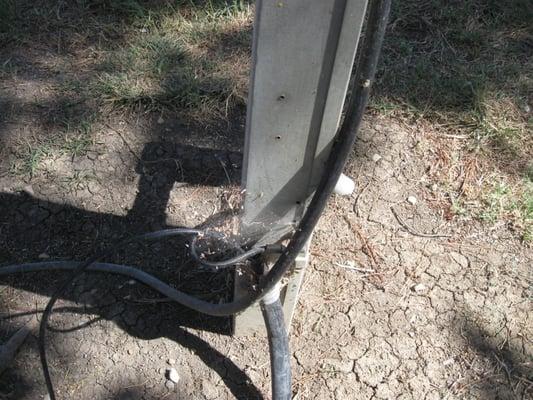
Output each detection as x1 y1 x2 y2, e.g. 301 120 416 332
235 0 368 335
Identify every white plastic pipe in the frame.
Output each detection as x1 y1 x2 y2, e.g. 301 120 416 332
334 173 355 196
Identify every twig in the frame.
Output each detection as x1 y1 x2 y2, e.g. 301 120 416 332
441 133 469 140
390 206 452 238
352 223 380 267
342 215 385 288
492 352 514 391
334 262 375 273
219 159 232 185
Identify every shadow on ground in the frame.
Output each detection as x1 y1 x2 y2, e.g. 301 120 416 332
458 316 533 399
373 0 532 178
1 304 262 399
1 2 255 397
0 0 251 149
0 141 262 399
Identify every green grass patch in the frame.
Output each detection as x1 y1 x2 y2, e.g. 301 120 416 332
480 182 511 224
479 179 533 241
62 135 94 159
11 117 96 178
12 143 54 178
61 170 97 192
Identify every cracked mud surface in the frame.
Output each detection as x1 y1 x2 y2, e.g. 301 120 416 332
291 118 532 399
1 115 531 399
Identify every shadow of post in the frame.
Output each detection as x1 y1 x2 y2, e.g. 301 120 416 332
0 138 265 399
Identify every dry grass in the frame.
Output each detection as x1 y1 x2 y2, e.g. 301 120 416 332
1 0 252 122
93 3 252 120
372 0 532 241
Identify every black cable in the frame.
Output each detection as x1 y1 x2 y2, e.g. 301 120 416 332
36 228 201 400
261 299 291 400
1 261 292 398
0 261 240 314
190 235 265 270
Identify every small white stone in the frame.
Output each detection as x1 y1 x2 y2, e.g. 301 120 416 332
413 283 427 293
38 253 50 259
443 358 454 366
167 368 180 383
201 379 219 400
407 195 417 205
167 358 176 365
157 116 165 124
371 154 382 162
165 380 175 391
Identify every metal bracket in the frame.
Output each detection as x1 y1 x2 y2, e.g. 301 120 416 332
233 240 310 336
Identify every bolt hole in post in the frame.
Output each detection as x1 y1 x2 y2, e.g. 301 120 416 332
275 135 282 140
277 94 286 101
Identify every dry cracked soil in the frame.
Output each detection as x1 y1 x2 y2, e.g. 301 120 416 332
1 115 531 399
0 2 531 399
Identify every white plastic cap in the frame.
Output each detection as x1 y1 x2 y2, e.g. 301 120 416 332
334 173 355 196
261 282 281 305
